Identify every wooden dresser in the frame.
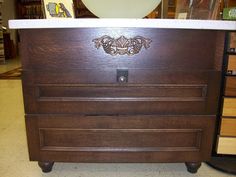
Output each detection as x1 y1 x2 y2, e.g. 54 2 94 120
10 19 234 174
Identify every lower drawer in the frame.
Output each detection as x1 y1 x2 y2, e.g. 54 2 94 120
25 115 216 163
220 118 236 136
217 136 236 155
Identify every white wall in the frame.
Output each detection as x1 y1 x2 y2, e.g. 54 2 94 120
2 0 16 44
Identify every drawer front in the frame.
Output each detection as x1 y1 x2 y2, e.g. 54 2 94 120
222 98 236 116
225 76 236 96
217 136 236 155
26 115 216 162
227 55 236 74
24 83 207 115
220 118 236 136
20 29 223 71
22 70 221 115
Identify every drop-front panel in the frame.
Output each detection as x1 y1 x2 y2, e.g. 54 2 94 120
19 28 224 173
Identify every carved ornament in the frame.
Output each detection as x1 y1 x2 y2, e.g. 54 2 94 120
92 35 152 56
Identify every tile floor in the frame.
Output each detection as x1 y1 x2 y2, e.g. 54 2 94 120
0 58 21 74
0 62 235 177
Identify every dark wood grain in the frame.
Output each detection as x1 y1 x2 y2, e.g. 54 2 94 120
37 84 207 98
21 70 221 115
39 129 201 151
19 28 225 173
20 28 222 71
26 115 215 163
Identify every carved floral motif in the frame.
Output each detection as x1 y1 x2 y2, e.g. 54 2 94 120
92 35 152 56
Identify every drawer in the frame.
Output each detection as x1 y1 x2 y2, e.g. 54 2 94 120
222 98 236 116
20 29 223 71
225 76 236 96
22 70 221 115
26 115 216 162
227 55 236 75
220 118 236 136
23 82 218 115
217 136 236 155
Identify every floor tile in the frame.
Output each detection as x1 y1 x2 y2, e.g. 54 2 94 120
0 58 21 74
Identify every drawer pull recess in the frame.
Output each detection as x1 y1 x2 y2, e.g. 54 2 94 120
92 35 152 56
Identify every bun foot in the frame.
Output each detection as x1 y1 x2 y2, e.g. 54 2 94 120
38 161 54 173
185 162 201 173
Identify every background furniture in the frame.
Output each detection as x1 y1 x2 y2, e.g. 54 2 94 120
17 0 43 19
207 31 236 175
16 0 97 18
162 0 176 18
206 1 236 174
15 0 176 19
0 0 5 64
3 32 16 59
217 32 236 156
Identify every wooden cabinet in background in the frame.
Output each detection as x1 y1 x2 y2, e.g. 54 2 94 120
16 0 96 19
167 0 176 18
0 0 5 64
227 0 236 7
162 0 177 18
216 32 236 156
15 0 178 19
16 0 43 19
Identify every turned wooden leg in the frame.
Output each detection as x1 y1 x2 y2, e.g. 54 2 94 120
185 162 201 173
38 161 54 173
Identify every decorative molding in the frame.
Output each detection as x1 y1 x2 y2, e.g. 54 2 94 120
92 35 152 56
39 128 201 152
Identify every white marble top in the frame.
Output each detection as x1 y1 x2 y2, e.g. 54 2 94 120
9 19 236 30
